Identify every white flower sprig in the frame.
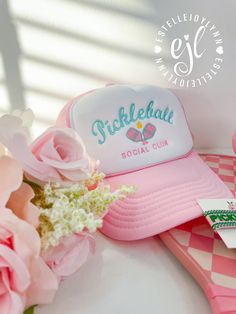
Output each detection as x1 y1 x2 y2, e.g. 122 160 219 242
35 174 136 250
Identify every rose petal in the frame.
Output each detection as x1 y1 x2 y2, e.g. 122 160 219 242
6 182 39 228
0 157 22 208
0 245 30 292
34 131 85 163
0 115 25 144
53 132 85 161
43 233 95 280
0 272 7 295
7 132 61 182
37 137 63 161
2 269 27 313
57 168 90 181
26 257 58 307
40 155 89 170
32 128 86 159
55 235 94 277
0 290 24 314
12 109 34 128
0 209 40 265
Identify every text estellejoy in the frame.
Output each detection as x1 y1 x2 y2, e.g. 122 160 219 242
159 13 217 34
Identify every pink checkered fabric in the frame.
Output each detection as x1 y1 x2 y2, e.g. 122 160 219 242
160 154 236 290
201 155 236 195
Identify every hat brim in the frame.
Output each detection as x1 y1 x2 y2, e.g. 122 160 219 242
100 151 233 240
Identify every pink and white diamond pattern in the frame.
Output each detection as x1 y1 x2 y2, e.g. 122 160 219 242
160 154 236 290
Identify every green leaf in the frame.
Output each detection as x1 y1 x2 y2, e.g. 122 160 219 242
24 306 35 314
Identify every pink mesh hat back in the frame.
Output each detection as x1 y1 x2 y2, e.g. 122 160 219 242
57 85 232 240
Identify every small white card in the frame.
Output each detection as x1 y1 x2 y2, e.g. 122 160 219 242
197 199 236 249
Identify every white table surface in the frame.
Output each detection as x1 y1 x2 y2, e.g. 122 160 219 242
36 232 211 314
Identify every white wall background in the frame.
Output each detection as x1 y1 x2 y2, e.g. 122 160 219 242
0 0 235 152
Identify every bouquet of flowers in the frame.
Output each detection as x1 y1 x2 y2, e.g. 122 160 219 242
0 110 135 314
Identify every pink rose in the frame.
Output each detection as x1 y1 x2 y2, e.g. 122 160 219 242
0 112 97 183
0 209 58 314
31 127 96 182
42 233 95 281
0 156 58 313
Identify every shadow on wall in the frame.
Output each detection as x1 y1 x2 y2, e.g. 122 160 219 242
0 0 163 137
0 0 25 111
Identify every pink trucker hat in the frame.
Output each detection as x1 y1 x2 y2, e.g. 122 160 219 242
57 85 232 240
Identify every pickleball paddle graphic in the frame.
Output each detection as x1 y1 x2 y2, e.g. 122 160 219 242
126 127 143 142
126 123 156 143
143 123 156 141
